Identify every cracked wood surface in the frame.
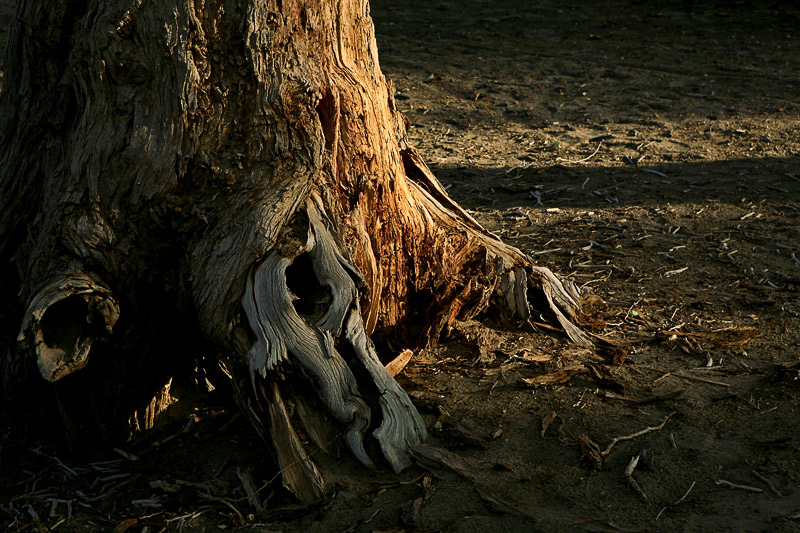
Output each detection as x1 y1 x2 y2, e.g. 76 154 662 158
0 0 590 502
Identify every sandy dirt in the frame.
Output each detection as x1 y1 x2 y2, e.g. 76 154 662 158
2 1 800 532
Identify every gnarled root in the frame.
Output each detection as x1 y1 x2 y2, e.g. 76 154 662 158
239 194 427 501
403 148 592 348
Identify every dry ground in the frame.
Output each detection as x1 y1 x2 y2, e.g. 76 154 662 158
2 1 800 532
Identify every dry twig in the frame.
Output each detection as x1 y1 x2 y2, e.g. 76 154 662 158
752 470 782 497
645 366 731 387
656 480 696 520
556 142 603 164
716 479 763 493
623 455 650 504
601 412 675 458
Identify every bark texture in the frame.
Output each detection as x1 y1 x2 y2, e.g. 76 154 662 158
0 0 588 501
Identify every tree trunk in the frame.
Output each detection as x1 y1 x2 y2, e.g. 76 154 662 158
0 0 588 502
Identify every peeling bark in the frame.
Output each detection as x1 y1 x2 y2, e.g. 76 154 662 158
0 0 591 501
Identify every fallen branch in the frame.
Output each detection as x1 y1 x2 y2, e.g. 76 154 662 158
476 486 537 521
236 467 264 512
410 444 475 478
519 366 584 388
30 448 78 477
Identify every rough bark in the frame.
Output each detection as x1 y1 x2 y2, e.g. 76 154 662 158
0 0 589 501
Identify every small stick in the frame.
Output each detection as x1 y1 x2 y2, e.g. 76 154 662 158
98 473 130 482
644 366 730 387
46 498 73 518
199 492 244 525
670 373 730 387
557 142 603 164
113 448 139 461
752 470 782 497
654 371 671 384
91 473 131 490
663 267 688 277
365 509 381 524
716 479 763 493
675 481 696 505
624 455 650 504
574 264 614 270
642 168 669 179
791 252 800 266
166 510 210 523
81 478 132 503
131 497 162 509
601 412 675 457
658 480 697 519
532 248 562 255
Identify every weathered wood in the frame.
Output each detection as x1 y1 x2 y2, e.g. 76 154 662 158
265 380 327 502
17 265 120 382
0 0 591 501
239 196 426 490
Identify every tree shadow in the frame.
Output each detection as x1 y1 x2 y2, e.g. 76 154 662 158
429 157 800 211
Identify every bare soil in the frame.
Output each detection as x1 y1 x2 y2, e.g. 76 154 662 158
2 1 800 532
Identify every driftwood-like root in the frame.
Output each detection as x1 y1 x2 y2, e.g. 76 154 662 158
241 195 427 500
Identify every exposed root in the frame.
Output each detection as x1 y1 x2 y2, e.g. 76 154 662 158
403 150 591 347
529 265 593 347
16 265 119 382
264 380 327 502
241 194 427 500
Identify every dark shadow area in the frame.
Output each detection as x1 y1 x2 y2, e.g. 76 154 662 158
429 156 800 210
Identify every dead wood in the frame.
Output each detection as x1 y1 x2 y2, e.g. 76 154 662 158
0 0 594 504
